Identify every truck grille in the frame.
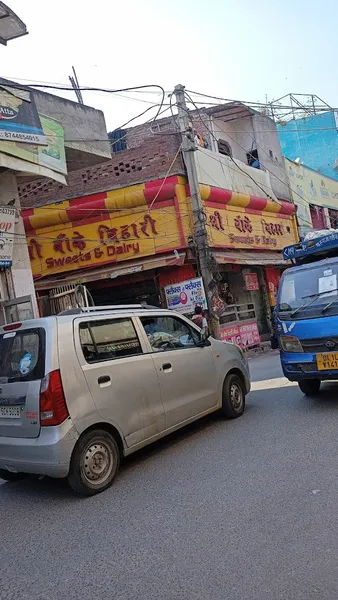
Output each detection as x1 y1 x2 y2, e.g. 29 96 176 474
286 362 317 373
301 337 338 354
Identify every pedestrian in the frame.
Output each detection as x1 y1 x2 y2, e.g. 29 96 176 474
191 305 208 329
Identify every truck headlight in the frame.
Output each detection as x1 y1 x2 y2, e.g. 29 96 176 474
280 335 303 353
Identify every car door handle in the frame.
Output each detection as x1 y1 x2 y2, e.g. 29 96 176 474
98 375 111 385
162 363 172 371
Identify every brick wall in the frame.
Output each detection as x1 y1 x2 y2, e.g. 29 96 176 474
19 132 184 208
125 111 212 150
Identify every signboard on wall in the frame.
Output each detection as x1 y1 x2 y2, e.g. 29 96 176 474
285 157 338 229
207 207 297 250
27 208 183 279
0 86 46 145
244 272 259 291
165 277 207 314
0 207 16 267
220 322 260 349
0 115 66 176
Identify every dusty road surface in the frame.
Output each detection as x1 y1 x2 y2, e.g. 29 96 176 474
1 352 338 600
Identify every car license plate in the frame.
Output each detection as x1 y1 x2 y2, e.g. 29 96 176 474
0 406 21 419
316 352 338 370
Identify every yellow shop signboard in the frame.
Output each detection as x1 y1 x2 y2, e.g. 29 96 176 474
28 208 183 278
285 157 338 228
206 206 297 250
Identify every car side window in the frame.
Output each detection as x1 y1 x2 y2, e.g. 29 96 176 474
140 316 199 352
79 318 142 364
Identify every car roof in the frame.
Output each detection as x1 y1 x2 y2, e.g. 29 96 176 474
0 306 185 331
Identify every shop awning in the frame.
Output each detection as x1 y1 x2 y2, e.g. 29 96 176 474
214 249 289 266
35 252 186 291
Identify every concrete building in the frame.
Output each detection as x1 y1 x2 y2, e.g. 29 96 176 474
285 157 338 236
0 3 110 323
278 111 338 182
0 78 110 323
20 101 298 347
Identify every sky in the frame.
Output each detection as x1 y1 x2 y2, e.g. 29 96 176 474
3 0 338 133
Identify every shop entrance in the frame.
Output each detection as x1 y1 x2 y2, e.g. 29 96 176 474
87 273 160 307
218 265 271 348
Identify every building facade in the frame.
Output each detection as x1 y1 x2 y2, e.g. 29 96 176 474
285 157 338 236
0 78 110 323
20 100 298 348
278 111 338 181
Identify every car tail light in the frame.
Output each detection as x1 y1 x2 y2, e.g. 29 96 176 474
3 322 22 331
40 370 69 426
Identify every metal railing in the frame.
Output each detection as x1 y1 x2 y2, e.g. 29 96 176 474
220 303 256 325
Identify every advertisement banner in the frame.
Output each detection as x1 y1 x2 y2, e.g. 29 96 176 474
0 114 66 176
165 277 207 314
220 322 260 349
285 157 338 228
244 272 259 291
0 207 16 267
0 86 47 145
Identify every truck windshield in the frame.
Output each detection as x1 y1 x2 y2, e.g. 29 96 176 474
278 261 338 320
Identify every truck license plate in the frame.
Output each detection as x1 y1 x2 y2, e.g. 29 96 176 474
316 352 338 370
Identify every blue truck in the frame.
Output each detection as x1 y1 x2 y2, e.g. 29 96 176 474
275 232 338 395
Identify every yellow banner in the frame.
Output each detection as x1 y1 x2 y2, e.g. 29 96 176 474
28 207 183 278
206 206 298 250
285 157 338 228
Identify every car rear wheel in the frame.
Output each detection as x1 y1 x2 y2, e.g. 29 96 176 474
0 470 26 482
221 373 245 418
298 379 321 396
68 429 120 496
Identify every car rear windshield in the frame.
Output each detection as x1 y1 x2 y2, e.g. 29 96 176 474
0 328 45 383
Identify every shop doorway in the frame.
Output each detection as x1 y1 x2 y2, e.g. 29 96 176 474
87 275 160 308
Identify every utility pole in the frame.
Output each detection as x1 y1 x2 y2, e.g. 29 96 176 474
174 84 219 337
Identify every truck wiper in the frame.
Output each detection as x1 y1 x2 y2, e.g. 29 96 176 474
290 288 338 317
321 293 338 313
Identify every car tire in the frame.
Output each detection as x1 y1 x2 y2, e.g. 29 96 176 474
68 429 120 496
221 373 245 419
0 470 26 482
298 379 321 396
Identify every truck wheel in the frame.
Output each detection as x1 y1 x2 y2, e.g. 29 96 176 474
68 429 120 496
221 373 245 418
298 379 321 396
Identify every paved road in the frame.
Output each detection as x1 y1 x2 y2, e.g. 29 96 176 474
1 352 338 600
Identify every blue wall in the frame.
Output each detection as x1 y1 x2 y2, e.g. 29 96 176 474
277 112 338 181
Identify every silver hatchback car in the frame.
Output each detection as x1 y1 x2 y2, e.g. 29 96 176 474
0 305 250 495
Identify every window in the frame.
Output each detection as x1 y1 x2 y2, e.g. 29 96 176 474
0 328 45 383
329 208 338 229
108 129 127 154
310 205 325 229
140 316 199 352
79 318 142 364
247 149 260 168
218 139 232 157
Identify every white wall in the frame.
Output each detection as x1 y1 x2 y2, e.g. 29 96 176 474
0 173 38 319
195 147 277 200
252 114 291 202
210 113 292 202
211 116 253 163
